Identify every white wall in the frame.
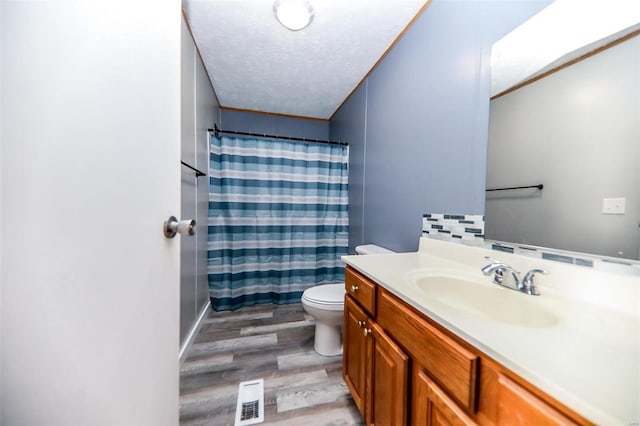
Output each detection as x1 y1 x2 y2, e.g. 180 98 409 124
487 35 640 260
1 2 181 424
180 15 220 353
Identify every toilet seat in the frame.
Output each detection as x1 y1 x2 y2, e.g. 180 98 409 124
302 283 345 311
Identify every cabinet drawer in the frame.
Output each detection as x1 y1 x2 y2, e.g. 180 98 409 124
345 267 376 316
377 288 478 413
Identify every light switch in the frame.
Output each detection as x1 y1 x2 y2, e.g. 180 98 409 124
602 197 626 214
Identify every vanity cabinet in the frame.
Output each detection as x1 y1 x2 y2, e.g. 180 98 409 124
343 280 409 425
343 295 370 414
413 368 475 426
370 321 409 425
377 288 478 412
345 266 376 314
496 375 577 425
343 266 589 426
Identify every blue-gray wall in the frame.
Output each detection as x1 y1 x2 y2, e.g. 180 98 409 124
331 0 552 253
330 83 368 254
220 109 329 140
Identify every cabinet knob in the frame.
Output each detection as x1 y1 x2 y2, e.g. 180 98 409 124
357 320 365 328
363 328 372 337
351 285 359 293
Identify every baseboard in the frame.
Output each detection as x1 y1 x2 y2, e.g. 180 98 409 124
179 299 211 366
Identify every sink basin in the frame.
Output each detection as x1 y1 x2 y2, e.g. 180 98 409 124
411 274 559 328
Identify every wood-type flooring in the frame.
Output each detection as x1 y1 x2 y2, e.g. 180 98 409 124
179 303 364 426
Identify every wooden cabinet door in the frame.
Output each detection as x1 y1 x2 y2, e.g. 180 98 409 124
343 295 371 417
369 322 409 426
413 368 476 426
497 374 577 425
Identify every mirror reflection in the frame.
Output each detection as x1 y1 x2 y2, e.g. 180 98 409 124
486 5 640 261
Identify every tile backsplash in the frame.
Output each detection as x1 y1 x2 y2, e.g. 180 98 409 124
421 213 485 245
421 212 639 275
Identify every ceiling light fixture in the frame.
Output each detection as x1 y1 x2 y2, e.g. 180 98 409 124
273 0 314 31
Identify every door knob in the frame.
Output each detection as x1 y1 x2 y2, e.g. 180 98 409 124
351 285 359 293
163 216 196 238
357 320 365 328
363 328 372 337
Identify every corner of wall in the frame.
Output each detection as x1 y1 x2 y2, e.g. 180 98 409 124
361 79 368 250
181 12 223 113
180 12 217 348
179 300 211 365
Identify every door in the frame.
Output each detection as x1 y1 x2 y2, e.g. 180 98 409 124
343 295 371 417
1 2 181 425
370 322 409 426
413 369 475 426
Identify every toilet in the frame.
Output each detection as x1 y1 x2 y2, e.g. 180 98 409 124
301 244 394 356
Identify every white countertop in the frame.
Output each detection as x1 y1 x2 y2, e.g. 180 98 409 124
342 239 640 425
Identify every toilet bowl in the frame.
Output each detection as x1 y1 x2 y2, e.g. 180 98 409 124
301 283 345 356
301 244 394 356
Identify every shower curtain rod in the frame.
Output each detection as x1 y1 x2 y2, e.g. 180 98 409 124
209 124 348 146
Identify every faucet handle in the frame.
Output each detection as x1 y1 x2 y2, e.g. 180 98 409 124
522 269 548 295
481 256 505 275
523 268 548 280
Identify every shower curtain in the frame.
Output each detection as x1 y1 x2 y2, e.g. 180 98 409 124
208 135 349 311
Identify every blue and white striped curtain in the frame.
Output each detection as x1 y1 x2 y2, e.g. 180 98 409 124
208 135 349 311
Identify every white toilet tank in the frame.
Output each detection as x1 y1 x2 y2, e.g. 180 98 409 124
354 244 395 255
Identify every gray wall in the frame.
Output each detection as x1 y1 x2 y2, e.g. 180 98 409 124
330 83 368 254
330 0 552 253
181 16 221 353
487 35 640 260
221 108 329 140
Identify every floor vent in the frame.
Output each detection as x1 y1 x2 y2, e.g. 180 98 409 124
234 378 264 426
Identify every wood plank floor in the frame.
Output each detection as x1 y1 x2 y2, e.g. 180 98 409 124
180 303 364 426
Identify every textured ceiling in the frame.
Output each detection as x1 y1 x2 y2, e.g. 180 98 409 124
183 0 429 120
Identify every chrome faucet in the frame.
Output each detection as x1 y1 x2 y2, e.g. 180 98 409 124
521 269 547 295
481 256 547 296
481 256 521 290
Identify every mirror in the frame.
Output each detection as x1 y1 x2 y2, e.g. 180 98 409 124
486 1 640 262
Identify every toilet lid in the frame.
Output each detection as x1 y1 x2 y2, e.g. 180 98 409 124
302 283 345 305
